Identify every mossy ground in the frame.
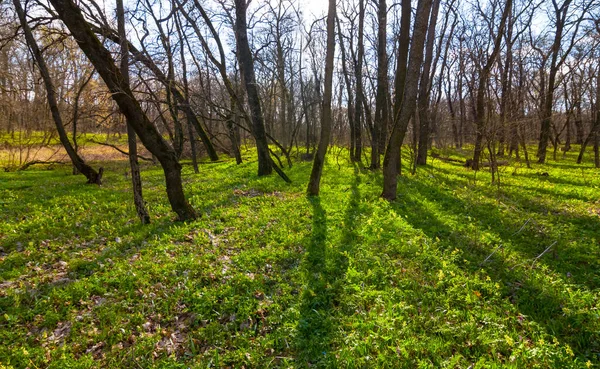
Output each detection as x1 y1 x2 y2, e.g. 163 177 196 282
1 146 599 368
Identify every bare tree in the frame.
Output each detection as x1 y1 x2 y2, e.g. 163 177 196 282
48 0 196 221
13 0 103 184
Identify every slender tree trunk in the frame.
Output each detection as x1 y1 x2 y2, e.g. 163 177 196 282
392 0 412 171
234 0 272 176
307 0 336 196
353 0 365 163
336 16 356 161
228 96 243 165
49 0 196 220
498 9 514 157
382 0 433 200
594 65 600 168
174 13 199 173
118 0 150 224
13 0 102 184
371 0 388 169
416 0 441 165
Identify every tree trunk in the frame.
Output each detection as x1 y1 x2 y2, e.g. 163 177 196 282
118 0 150 224
234 0 272 176
94 24 218 162
228 96 243 165
371 0 388 170
336 16 356 162
538 0 574 164
392 0 412 171
353 0 365 163
174 12 199 173
307 0 336 196
49 0 196 221
382 0 433 200
416 0 441 166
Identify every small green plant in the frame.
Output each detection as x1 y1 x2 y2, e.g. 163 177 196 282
0 146 598 368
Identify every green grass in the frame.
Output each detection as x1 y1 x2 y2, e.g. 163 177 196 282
0 147 599 368
0 131 128 147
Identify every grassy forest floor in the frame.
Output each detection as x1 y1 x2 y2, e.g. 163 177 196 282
1 145 599 368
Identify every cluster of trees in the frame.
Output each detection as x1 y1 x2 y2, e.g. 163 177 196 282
0 0 599 221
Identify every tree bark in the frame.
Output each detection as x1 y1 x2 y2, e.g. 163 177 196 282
416 0 441 165
371 0 388 170
307 0 336 196
353 0 365 163
392 0 412 172
336 16 356 161
382 0 433 200
118 0 150 224
234 0 272 176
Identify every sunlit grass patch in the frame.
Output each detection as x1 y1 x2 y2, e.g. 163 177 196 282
0 146 599 368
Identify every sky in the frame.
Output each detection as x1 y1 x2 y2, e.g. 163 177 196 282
301 0 329 20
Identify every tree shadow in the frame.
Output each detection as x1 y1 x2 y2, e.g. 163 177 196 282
296 165 361 367
391 174 600 358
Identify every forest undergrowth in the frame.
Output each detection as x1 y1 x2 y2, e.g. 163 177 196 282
1 146 599 368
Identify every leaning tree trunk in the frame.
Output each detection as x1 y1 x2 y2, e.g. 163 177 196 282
117 0 150 224
307 0 336 196
233 0 272 176
48 0 196 221
13 0 102 184
94 24 218 163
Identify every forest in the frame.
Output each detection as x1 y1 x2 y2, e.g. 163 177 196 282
0 0 599 367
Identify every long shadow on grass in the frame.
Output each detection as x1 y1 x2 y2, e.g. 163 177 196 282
296 166 361 367
392 174 599 359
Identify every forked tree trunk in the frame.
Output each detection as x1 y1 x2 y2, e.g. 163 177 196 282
48 0 196 221
382 0 433 200
307 0 336 196
13 0 102 184
416 0 441 166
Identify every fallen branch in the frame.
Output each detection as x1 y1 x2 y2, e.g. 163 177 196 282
479 244 504 267
530 241 557 270
431 152 463 164
18 160 66 171
479 218 531 267
87 139 153 162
